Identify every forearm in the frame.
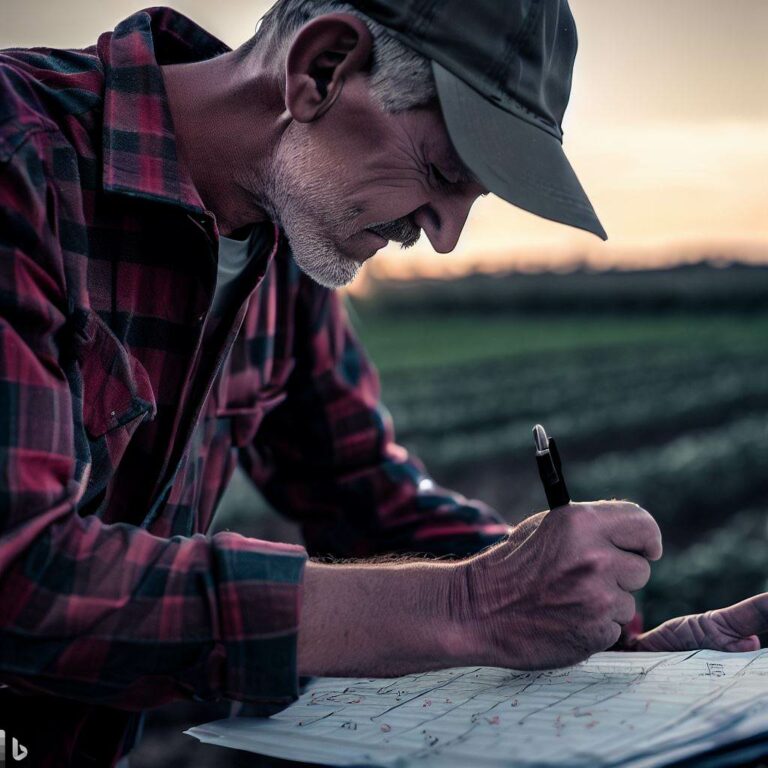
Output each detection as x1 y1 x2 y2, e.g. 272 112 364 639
296 518 554 678
297 558 464 677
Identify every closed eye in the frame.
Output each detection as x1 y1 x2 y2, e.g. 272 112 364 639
428 163 454 188
429 161 488 195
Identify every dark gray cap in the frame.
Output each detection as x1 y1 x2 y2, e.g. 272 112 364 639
349 0 607 240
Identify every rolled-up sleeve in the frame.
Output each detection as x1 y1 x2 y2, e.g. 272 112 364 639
241 274 510 559
211 534 306 706
0 132 307 712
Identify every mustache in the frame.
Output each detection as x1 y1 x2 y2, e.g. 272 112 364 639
367 216 421 248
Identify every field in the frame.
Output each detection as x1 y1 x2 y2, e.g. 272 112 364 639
133 263 768 767
351 309 768 627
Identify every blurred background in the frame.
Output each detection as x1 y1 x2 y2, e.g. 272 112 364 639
3 0 768 766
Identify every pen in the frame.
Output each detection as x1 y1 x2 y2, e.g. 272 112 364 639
533 424 571 509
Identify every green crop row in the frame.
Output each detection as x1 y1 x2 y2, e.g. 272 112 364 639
383 356 768 444
379 343 763 408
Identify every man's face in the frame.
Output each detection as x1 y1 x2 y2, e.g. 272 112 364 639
266 75 487 288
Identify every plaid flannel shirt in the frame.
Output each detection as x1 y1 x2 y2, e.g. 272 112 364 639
0 7 508 766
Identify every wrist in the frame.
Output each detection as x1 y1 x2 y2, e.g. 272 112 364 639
437 544 511 668
298 558 462 677
450 539 534 669
435 556 480 666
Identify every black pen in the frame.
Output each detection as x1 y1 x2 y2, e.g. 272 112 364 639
533 424 571 509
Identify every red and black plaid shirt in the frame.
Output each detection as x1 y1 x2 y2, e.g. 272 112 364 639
0 7 508 765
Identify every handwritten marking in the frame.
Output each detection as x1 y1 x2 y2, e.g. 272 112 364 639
422 730 439 747
704 662 726 678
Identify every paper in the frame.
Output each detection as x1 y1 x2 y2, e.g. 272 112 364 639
186 650 768 767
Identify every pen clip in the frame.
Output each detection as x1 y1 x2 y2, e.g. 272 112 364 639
533 424 550 455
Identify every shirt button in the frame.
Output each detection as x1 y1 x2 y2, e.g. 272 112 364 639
197 313 206 323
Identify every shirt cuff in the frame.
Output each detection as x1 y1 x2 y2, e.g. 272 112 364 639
210 532 307 710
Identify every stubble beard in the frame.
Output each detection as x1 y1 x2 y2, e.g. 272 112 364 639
264 129 362 289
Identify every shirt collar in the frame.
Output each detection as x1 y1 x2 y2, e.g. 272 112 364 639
97 7 231 213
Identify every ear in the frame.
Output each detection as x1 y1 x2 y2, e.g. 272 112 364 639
285 13 373 122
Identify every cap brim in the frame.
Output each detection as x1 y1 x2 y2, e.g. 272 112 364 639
432 61 607 241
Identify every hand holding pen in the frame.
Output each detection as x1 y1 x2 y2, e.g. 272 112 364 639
452 425 662 669
532 423 659 651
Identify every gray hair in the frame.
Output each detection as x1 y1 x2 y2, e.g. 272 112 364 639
247 0 437 113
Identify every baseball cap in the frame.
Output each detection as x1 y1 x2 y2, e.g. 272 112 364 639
348 0 607 240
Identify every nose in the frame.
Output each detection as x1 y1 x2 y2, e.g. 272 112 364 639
412 193 476 254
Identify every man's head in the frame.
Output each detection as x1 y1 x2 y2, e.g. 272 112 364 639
163 0 604 290
247 0 487 288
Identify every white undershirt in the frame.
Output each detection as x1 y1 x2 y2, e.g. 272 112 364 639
211 223 272 317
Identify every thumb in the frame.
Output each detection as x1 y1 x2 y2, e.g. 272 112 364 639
709 593 768 639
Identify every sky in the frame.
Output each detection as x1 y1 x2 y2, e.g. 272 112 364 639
3 0 767 277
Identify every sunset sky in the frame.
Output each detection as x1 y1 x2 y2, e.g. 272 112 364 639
3 0 767 277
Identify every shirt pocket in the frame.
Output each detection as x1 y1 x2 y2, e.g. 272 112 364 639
214 358 293 448
71 309 157 508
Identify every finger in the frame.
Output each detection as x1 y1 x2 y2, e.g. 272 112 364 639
631 615 702 652
605 621 623 650
603 504 663 561
614 551 652 592
723 636 760 652
613 592 636 626
632 627 677 652
709 594 768 639
636 612 764 653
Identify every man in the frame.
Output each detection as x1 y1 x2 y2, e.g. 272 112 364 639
1 1 766 765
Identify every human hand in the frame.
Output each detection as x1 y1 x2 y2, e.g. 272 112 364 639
457 500 662 670
629 594 768 653
506 511 548 548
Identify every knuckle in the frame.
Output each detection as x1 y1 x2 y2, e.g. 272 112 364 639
624 502 655 528
702 610 721 630
584 549 614 578
569 503 599 527
588 589 613 616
